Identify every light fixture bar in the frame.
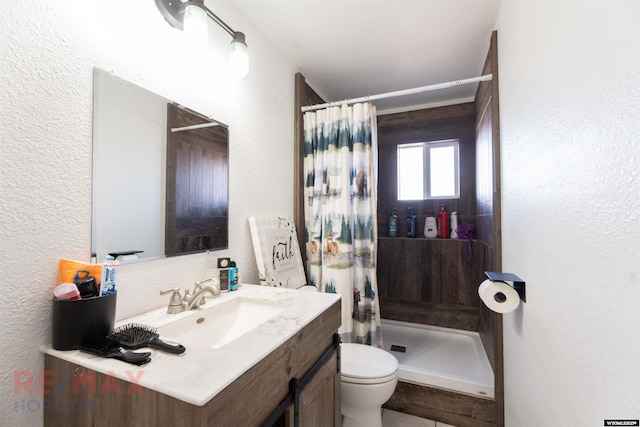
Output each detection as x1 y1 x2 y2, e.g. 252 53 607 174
202 6 235 38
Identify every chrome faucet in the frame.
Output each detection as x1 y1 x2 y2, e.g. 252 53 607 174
160 280 220 313
184 282 220 310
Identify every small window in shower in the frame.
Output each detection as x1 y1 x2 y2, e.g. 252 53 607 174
397 139 460 200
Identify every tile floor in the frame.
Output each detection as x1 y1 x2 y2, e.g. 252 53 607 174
381 409 456 427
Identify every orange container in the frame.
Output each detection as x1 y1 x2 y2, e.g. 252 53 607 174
59 259 103 285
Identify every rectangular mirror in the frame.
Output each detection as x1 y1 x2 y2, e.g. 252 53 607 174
92 68 228 263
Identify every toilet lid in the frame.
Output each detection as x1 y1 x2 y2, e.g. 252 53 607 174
341 343 398 384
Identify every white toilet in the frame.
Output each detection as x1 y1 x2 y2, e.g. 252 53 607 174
341 342 399 427
298 285 399 427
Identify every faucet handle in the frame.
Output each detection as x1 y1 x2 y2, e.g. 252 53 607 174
160 288 185 314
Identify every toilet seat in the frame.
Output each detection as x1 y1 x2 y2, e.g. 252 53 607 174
341 343 399 385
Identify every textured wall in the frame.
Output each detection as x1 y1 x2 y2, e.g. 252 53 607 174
496 2 640 425
0 1 295 425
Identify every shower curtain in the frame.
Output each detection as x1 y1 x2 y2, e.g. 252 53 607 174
303 102 382 347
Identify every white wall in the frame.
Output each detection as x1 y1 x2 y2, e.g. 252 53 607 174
496 1 640 424
0 1 295 425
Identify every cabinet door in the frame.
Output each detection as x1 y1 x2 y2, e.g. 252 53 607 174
298 352 340 427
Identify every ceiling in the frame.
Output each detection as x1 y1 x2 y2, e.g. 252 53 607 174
230 0 501 113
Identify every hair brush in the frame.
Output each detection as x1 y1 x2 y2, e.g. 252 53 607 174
109 323 186 354
79 336 151 365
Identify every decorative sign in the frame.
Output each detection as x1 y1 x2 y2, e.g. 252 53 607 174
248 216 307 288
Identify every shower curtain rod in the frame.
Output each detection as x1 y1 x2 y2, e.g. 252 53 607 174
300 74 493 112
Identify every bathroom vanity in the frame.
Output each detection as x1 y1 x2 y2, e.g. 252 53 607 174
42 285 342 426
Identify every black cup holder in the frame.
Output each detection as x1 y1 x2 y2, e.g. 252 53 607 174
52 291 117 350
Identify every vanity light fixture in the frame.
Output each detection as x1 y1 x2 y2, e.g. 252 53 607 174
154 0 250 78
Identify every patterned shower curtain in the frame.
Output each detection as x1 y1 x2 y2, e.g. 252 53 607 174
303 102 382 348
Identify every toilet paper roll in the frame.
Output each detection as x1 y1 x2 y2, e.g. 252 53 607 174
478 279 520 313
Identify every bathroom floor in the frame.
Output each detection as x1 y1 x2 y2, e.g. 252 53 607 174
382 409 457 427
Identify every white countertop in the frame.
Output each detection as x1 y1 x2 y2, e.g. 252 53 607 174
41 284 341 406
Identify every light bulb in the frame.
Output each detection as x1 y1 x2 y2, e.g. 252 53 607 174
183 4 208 47
229 32 249 78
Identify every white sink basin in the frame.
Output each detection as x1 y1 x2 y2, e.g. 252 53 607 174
157 297 293 349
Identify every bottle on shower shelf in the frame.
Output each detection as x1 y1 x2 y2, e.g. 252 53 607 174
437 204 449 239
424 210 438 238
388 208 398 237
406 207 417 238
450 211 459 239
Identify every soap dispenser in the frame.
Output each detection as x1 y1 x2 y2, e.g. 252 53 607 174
424 210 438 238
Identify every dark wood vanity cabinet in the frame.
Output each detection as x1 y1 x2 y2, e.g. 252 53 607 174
44 300 341 427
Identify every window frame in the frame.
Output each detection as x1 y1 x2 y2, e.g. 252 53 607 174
397 139 460 201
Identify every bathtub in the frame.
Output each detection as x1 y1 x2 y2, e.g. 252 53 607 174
380 319 494 399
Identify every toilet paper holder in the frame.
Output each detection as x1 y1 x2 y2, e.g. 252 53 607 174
484 271 526 303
